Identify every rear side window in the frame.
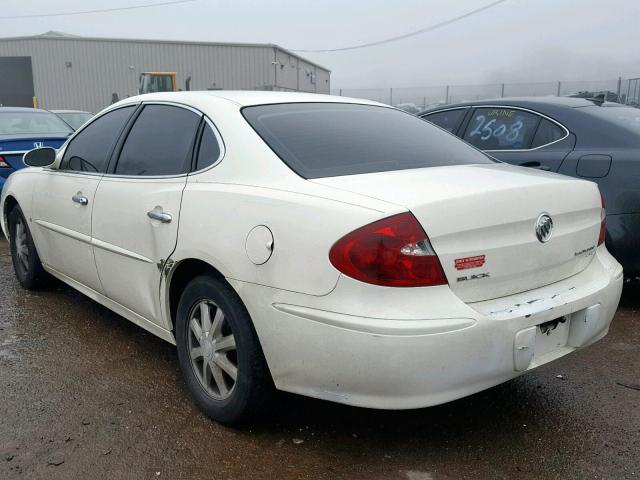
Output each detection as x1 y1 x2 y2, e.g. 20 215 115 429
195 123 221 171
242 103 493 179
462 108 541 150
115 104 200 176
61 106 135 173
531 119 566 148
422 108 466 133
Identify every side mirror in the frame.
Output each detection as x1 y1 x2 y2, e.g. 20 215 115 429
23 147 56 167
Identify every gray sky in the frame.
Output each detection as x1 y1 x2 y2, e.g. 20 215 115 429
2 0 639 89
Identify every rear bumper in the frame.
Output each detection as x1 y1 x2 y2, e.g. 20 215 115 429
230 246 623 410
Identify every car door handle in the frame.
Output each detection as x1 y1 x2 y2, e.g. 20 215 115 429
147 209 172 223
72 193 89 205
519 161 551 171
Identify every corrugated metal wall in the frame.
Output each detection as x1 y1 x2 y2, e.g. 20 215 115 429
273 47 331 93
0 37 330 112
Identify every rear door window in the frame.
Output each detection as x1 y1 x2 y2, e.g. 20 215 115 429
531 119 566 148
242 103 494 179
195 123 222 171
462 107 541 150
422 108 467 133
115 104 200 176
60 105 135 173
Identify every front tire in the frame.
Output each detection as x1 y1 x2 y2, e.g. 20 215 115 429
175 274 273 424
8 206 48 289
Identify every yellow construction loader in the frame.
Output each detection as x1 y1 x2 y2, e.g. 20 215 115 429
138 72 179 94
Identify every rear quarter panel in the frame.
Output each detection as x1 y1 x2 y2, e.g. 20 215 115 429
174 181 391 296
559 148 640 215
171 98 402 297
559 147 640 275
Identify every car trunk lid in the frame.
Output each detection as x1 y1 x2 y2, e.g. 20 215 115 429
0 135 68 175
313 163 603 302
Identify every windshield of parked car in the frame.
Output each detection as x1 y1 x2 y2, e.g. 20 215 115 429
583 105 640 135
55 112 93 130
0 111 73 135
242 103 495 179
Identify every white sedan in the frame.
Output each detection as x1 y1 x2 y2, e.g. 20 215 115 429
1 92 623 423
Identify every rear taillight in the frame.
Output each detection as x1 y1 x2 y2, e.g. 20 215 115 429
329 212 447 287
0 156 8 168
598 192 606 246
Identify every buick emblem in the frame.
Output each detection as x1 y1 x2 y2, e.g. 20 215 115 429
535 213 553 243
33 142 44 148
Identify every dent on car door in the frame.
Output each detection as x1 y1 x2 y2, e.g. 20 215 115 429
31 105 136 291
91 103 202 327
460 107 574 172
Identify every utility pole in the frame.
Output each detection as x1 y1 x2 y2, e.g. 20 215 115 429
616 77 622 98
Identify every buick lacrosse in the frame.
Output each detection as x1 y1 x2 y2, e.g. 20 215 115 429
1 92 623 423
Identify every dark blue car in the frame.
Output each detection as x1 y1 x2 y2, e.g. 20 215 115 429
420 97 640 279
0 107 73 190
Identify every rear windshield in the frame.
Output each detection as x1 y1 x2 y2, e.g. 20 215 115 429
242 103 494 179
0 111 73 136
583 105 640 134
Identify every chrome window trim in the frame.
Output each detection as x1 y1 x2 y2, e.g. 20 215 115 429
100 172 191 180
420 106 469 117
466 105 570 152
133 100 203 116
0 150 28 155
427 105 571 152
39 168 103 179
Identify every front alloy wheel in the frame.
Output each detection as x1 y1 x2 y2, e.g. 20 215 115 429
8 206 48 289
13 215 30 276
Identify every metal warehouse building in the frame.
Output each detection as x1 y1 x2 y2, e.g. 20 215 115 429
0 31 331 112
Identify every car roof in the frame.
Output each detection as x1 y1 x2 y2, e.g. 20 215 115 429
420 96 623 114
50 109 92 114
0 106 53 113
116 90 387 108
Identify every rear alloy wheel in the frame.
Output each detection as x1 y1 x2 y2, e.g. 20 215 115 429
187 300 238 400
8 206 48 289
175 275 273 424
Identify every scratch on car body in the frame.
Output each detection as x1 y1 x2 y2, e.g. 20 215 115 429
487 286 577 320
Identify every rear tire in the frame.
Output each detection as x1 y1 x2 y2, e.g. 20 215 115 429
175 274 273 424
8 206 49 289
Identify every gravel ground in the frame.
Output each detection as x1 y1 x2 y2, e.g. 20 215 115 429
0 237 638 479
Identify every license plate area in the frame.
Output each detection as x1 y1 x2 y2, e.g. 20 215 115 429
534 316 570 359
